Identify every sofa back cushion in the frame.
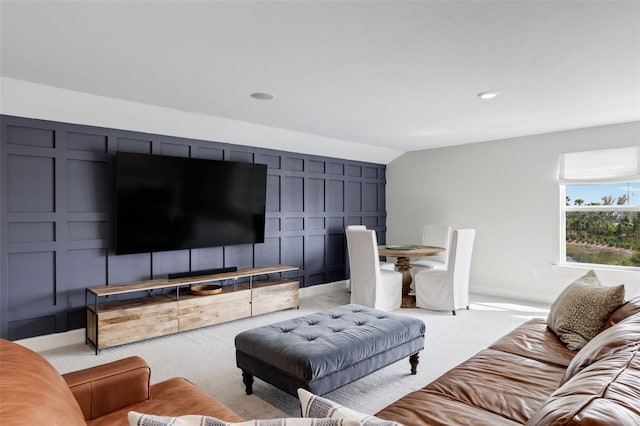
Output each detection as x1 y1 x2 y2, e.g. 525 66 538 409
603 294 640 330
0 338 86 425
560 313 640 386
525 340 640 425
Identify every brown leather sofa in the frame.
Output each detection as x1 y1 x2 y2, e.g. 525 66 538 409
375 295 640 425
0 338 243 426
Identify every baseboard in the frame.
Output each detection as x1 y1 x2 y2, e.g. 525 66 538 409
300 280 348 297
16 328 86 352
471 285 554 305
17 280 350 353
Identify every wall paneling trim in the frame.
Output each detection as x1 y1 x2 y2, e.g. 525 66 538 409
0 115 387 340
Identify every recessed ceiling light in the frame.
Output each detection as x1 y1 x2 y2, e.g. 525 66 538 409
251 92 275 100
477 91 499 100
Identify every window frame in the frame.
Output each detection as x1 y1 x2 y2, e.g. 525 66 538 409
559 182 640 271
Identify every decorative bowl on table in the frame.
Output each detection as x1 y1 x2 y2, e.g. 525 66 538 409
190 284 223 296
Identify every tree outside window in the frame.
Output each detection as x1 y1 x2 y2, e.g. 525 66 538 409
563 182 640 267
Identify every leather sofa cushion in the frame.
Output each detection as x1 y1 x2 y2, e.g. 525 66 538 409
560 313 640 386
0 339 86 425
423 349 566 424
526 342 640 425
376 389 521 426
488 318 576 368
86 378 244 426
377 348 565 425
603 294 640 330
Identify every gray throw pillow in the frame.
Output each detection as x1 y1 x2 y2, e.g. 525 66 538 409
547 270 625 351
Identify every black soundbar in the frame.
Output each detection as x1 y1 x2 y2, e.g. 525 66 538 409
168 266 238 280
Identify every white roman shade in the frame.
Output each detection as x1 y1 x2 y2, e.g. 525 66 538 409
560 146 640 183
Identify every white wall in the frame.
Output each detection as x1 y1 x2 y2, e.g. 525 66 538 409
387 122 640 303
0 77 402 164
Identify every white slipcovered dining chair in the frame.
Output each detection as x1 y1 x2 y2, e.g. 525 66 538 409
412 225 452 270
346 225 395 271
414 228 475 315
346 228 402 311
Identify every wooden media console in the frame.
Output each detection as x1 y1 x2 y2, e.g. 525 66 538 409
85 265 299 353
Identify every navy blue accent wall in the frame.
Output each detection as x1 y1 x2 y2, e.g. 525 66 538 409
0 115 387 340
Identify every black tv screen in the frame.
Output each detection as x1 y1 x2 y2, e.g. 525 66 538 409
115 152 267 255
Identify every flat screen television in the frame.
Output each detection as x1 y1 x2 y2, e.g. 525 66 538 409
115 152 267 255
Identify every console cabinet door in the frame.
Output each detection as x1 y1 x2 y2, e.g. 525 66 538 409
91 296 178 349
251 280 299 316
178 289 251 331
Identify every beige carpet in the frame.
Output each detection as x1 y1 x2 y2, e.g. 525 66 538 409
38 289 549 420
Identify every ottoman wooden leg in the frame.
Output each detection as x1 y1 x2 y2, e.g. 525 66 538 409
409 353 419 375
242 370 254 395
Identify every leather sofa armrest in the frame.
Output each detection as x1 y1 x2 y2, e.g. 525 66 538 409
62 356 151 421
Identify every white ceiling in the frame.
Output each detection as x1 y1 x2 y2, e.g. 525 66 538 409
1 1 639 153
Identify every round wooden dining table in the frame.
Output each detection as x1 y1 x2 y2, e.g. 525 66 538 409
378 245 445 308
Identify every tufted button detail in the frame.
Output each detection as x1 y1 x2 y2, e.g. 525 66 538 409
331 314 341 319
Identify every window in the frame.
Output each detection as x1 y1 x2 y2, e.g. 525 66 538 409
559 146 640 269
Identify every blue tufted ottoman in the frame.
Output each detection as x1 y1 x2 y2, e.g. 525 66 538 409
235 304 425 396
